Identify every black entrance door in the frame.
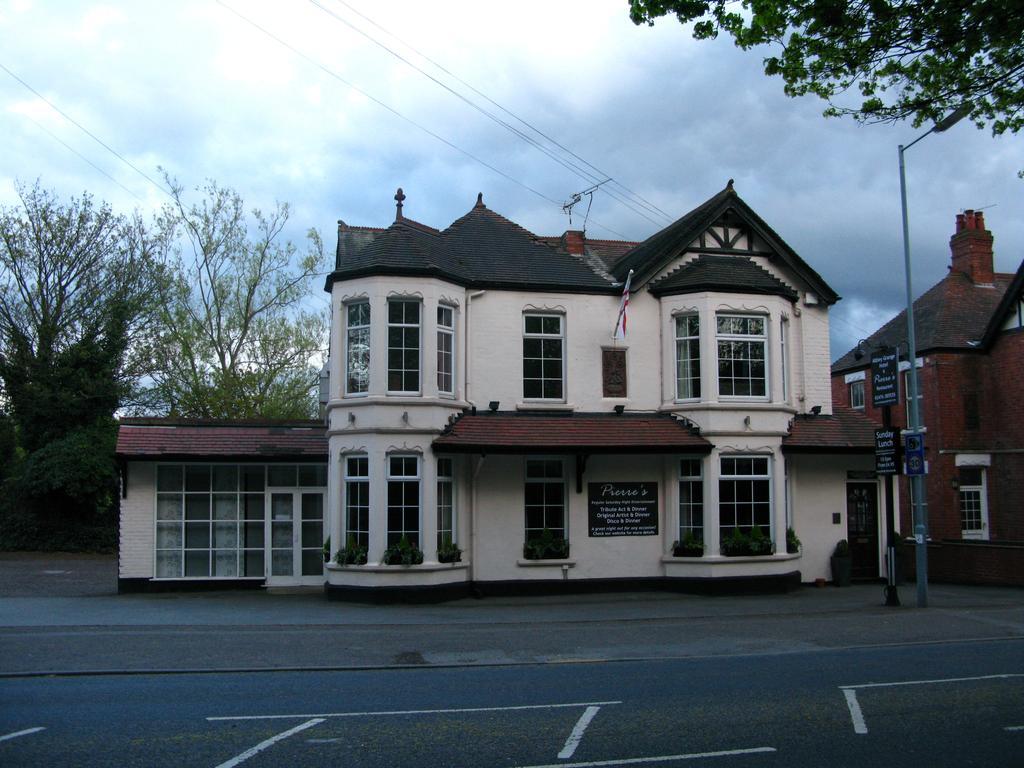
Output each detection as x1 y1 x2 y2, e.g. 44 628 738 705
847 482 880 578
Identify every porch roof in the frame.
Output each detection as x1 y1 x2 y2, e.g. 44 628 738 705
116 418 328 461
432 411 712 454
781 407 877 454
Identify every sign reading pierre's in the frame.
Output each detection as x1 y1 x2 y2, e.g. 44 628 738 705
588 482 658 536
871 348 899 408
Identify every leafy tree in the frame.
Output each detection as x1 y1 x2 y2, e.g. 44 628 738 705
0 183 165 546
630 0 1024 135
151 177 326 419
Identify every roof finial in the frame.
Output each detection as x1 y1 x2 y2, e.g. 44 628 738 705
394 187 405 220
727 178 734 191
475 192 484 207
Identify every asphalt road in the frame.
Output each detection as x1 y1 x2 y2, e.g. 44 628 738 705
2 638 1022 767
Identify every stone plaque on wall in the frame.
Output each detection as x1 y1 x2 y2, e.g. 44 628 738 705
602 349 627 397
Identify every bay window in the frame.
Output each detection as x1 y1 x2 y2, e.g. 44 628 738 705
719 456 771 537
675 314 700 400
678 458 704 544
386 455 420 546
388 300 420 393
717 315 767 397
437 457 455 548
437 305 455 396
344 455 369 549
345 302 370 395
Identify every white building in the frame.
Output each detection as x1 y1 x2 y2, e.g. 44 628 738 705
117 182 881 598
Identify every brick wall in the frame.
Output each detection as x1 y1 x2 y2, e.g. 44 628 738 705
903 540 1024 586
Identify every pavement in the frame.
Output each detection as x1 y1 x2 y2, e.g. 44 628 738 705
0 551 1021 675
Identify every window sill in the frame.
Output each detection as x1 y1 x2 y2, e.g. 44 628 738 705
660 552 800 564
515 402 576 412
516 558 576 567
326 561 470 573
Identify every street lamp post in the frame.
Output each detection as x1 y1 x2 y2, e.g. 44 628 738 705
898 108 967 608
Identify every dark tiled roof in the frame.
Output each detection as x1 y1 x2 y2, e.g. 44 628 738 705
536 236 640 272
611 183 839 305
982 259 1024 348
648 254 799 300
329 200 615 292
116 419 327 460
782 407 877 453
433 412 712 454
832 270 1015 373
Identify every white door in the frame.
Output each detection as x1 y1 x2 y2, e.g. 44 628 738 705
266 489 326 585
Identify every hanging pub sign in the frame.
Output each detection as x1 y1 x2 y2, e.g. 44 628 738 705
588 482 658 536
871 348 900 408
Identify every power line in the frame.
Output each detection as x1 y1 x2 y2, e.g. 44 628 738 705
307 0 667 228
0 61 171 200
319 0 675 224
13 111 145 202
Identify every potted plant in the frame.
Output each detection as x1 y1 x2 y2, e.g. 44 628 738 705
720 527 750 556
786 527 801 554
672 532 704 557
322 535 331 563
382 536 424 566
748 525 775 556
831 539 852 586
334 536 368 566
437 535 462 564
522 528 569 560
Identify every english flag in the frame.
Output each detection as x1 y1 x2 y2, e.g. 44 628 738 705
613 269 633 340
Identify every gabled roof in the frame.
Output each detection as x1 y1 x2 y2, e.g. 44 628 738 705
611 182 839 305
981 258 1024 348
648 254 799 301
116 419 327 461
432 411 712 454
329 198 615 293
832 269 1015 374
782 407 877 454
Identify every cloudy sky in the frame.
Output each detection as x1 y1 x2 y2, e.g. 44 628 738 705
1 0 1021 360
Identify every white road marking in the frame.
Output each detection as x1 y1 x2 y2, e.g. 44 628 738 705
842 689 868 735
515 746 776 767
839 673 1024 735
207 700 621 722
839 673 1024 691
1005 726 1024 732
0 727 45 743
558 705 601 759
213 717 324 768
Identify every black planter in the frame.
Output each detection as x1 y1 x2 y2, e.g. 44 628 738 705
831 555 852 586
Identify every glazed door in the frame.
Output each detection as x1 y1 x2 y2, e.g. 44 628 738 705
267 490 325 585
846 482 880 579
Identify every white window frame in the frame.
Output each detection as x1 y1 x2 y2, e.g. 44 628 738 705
343 454 369 550
436 457 455 548
958 467 989 540
386 454 421 547
780 318 789 401
345 301 370 396
437 305 455 396
850 380 865 409
387 299 421 395
678 458 704 544
718 455 773 538
522 313 565 401
716 314 769 400
674 314 701 401
524 457 566 541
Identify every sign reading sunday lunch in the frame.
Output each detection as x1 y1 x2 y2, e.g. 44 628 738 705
871 349 900 408
588 482 658 536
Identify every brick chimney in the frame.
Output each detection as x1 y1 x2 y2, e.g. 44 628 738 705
562 230 585 255
950 210 994 284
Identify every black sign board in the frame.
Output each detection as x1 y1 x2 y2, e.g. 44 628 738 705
871 349 900 408
875 428 901 475
588 482 658 536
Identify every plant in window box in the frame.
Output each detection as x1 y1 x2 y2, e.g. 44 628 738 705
720 527 750 556
786 527 801 554
322 536 331 563
522 528 570 560
748 525 775 556
334 537 368 566
437 536 462 564
672 532 704 557
382 536 424 566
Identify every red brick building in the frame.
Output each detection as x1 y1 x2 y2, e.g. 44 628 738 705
831 211 1024 585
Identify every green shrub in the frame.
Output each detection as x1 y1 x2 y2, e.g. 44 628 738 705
522 528 569 560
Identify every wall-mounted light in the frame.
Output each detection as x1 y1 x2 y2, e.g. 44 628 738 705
402 411 409 424
488 401 499 412
951 478 960 490
348 412 356 424
614 404 625 415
